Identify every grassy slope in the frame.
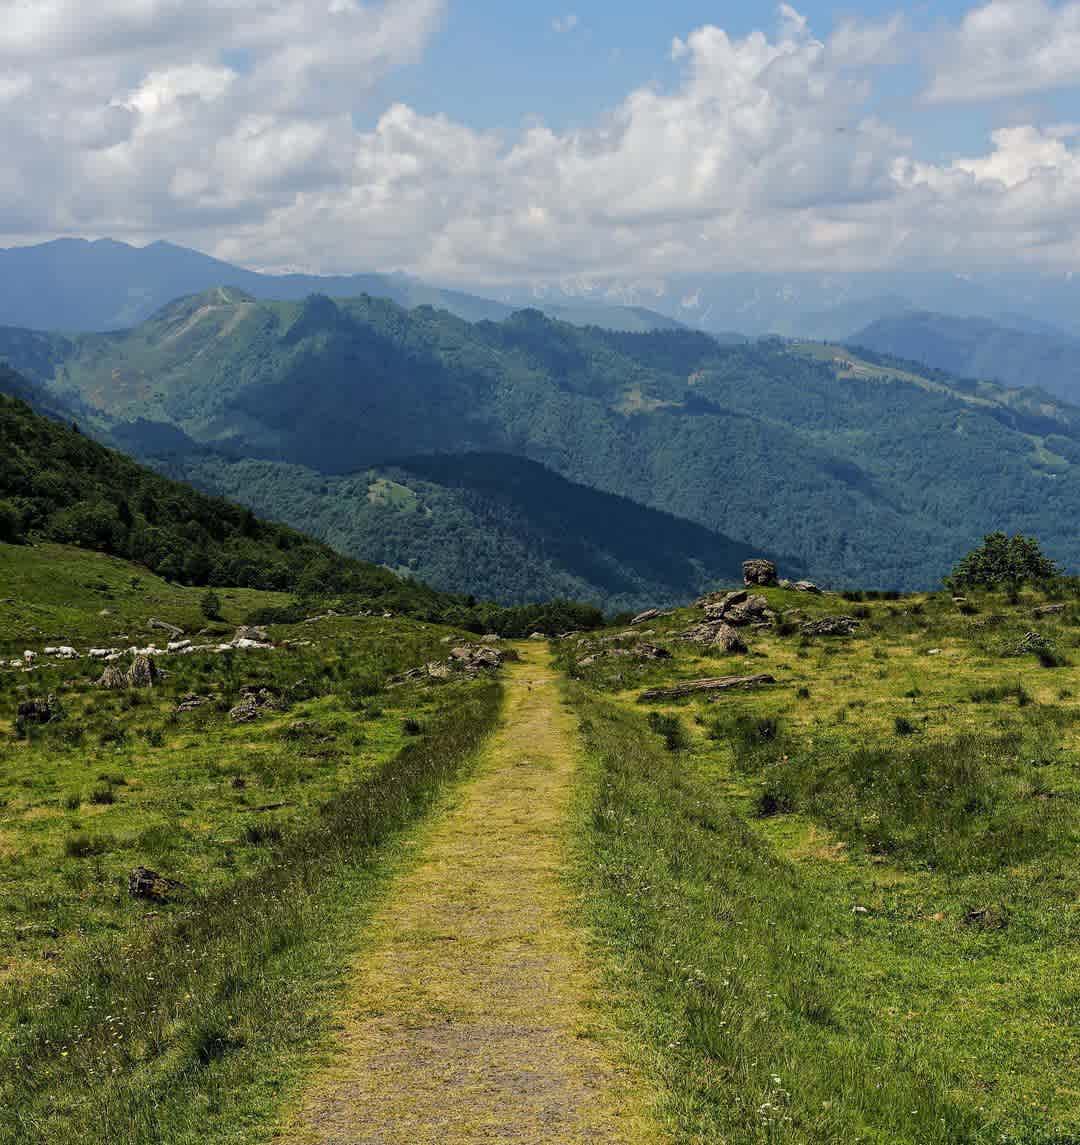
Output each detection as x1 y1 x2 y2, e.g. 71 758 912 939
0 537 504 1143
560 588 1080 1143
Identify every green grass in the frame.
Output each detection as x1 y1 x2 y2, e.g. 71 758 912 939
0 663 500 1144
0 543 289 657
563 586 1080 1143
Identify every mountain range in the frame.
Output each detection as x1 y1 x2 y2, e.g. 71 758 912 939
852 311 1080 404
5 287 1080 601
0 238 686 336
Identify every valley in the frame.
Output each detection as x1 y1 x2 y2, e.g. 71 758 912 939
7 293 1080 602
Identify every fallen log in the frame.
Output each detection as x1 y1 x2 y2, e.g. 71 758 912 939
639 674 776 702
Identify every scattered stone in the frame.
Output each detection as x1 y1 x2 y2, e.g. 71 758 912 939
630 608 661 626
801 616 860 637
743 558 778 587
175 693 208 713
792 580 822 594
228 687 278 723
480 634 502 645
636 643 672 660
1033 604 1066 617
639 674 776 702
927 648 942 656
529 632 547 641
128 866 187 902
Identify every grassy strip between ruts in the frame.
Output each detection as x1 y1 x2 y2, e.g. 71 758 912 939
565 683 1073 1145
0 676 501 1145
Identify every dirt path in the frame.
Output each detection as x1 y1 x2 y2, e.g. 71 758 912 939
277 644 656 1145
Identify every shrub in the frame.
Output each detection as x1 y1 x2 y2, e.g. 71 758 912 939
64 832 111 857
62 791 81 811
401 718 423 736
947 532 1058 590
89 784 116 805
894 715 918 737
647 712 688 752
200 589 223 621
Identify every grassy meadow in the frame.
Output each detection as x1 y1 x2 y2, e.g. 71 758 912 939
560 585 1080 1144
0 541 502 1143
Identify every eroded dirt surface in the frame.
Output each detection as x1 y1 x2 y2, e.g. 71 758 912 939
277 645 656 1145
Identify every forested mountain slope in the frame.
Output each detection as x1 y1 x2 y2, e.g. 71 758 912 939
167 451 772 611
7 294 1080 591
0 366 456 616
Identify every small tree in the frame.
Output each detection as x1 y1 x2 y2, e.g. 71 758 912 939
947 532 1059 590
200 589 223 621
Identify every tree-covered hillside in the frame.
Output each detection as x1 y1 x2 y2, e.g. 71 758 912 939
165 451 776 611
0 366 449 615
9 294 1080 590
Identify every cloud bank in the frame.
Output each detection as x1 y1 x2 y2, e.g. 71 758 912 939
2 0 1080 284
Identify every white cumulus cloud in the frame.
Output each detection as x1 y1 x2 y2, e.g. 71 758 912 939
3 1 1080 284
926 0 1080 103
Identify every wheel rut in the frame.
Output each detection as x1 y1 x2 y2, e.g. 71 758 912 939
277 644 656 1145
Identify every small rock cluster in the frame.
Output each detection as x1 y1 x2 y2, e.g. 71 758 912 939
577 642 671 667
394 643 515 684
229 687 280 723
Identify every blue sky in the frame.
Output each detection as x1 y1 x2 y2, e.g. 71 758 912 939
379 2 982 148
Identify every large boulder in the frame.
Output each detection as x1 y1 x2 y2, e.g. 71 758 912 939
743 559 778 587
128 654 160 688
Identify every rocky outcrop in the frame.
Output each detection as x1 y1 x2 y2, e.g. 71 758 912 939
743 559 778 587
704 591 772 628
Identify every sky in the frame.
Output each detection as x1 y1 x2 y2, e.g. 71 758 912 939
2 0 1080 287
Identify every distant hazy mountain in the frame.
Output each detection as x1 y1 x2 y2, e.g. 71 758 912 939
7 291 1080 592
507 270 1080 342
852 311 1080 404
0 237 680 335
